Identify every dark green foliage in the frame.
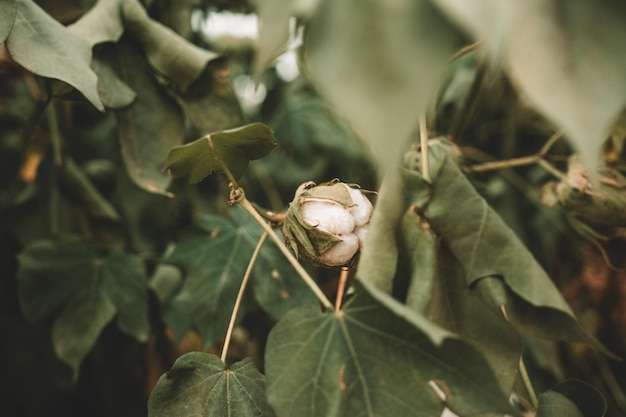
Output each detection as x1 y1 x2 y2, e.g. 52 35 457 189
148 353 275 417
17 236 149 377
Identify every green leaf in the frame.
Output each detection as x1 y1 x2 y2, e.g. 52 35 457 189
536 380 607 417
505 1 626 170
148 353 275 417
401 140 608 350
0 0 16 43
165 206 316 347
164 123 278 183
52 289 116 379
17 236 149 377
111 39 184 196
5 0 104 111
265 283 512 417
305 0 463 174
91 43 137 109
397 208 522 394
121 0 219 93
68 0 124 46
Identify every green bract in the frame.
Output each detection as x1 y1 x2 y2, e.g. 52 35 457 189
282 179 373 267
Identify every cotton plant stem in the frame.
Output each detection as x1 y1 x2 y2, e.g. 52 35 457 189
519 355 538 409
448 41 481 63
335 267 350 311
237 193 335 310
221 231 268 364
466 154 539 173
419 114 431 183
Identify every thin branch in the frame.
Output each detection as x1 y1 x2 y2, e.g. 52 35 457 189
221 231 268 364
466 154 539 173
236 188 334 310
419 114 431 183
539 131 564 155
448 42 481 63
335 267 350 311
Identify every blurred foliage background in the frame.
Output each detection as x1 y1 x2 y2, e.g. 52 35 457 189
1 0 625 416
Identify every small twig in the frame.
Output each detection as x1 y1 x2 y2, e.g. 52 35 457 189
448 41 481 63
335 267 350 311
221 231 268 364
466 155 539 173
236 188 334 310
251 201 286 225
537 159 569 182
419 114 431 183
539 131 564 155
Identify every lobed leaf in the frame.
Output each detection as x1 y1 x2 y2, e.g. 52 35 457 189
148 353 275 417
164 123 278 183
17 236 149 377
266 282 512 417
5 0 103 111
164 206 317 347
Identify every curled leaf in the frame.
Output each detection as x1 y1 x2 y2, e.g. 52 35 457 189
164 123 278 183
5 0 103 110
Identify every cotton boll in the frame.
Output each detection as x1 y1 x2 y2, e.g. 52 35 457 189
346 186 373 226
319 233 359 266
300 201 355 235
354 224 368 249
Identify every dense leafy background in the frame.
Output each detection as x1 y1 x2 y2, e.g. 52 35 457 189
1 1 626 417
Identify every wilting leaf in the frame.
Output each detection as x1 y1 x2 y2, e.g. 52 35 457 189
0 0 16 42
266 283 512 417
68 0 124 46
17 236 149 377
397 208 521 393
111 40 184 196
148 353 275 417
5 0 103 111
505 0 626 170
91 44 137 109
536 380 607 417
164 123 277 183
305 0 463 174
402 140 606 349
164 206 316 347
121 0 218 92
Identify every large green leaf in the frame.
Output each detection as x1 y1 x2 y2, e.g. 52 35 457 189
305 0 463 174
121 0 218 93
148 353 275 417
536 380 606 417
0 0 16 42
397 208 522 394
164 123 278 183
17 236 149 377
111 40 184 196
5 0 103 111
505 0 626 170
91 43 137 109
164 206 317 347
400 140 605 349
68 0 124 46
265 283 512 417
